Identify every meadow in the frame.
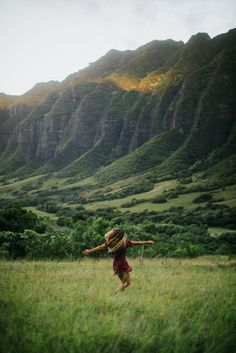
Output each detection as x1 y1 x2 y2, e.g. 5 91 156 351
1 257 236 353
1 171 236 219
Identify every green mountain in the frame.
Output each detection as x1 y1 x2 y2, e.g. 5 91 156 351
0 29 236 186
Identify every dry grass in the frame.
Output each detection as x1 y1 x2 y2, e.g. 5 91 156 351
0 257 236 353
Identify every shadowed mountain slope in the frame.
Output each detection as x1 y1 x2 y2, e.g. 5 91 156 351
0 29 236 183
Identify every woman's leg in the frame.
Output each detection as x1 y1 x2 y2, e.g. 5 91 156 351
123 272 131 289
117 272 131 291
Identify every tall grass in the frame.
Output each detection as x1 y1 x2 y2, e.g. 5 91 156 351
1 257 236 353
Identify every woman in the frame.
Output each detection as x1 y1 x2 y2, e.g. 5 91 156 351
83 228 155 291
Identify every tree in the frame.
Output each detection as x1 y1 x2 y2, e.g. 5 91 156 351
0 204 39 233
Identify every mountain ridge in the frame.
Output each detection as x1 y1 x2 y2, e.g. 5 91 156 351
0 29 236 184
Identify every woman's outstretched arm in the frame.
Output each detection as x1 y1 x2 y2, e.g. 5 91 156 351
83 243 108 255
130 240 155 246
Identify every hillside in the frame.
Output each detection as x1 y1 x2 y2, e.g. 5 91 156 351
0 29 236 221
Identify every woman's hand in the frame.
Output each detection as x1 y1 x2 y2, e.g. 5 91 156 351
83 249 90 255
147 240 155 245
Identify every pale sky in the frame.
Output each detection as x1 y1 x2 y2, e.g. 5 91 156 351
0 0 235 95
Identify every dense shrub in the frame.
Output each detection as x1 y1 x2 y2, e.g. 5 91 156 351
90 181 154 202
57 216 73 227
121 199 146 208
151 195 167 203
0 204 236 259
178 177 193 184
38 200 61 213
193 193 213 203
0 204 46 233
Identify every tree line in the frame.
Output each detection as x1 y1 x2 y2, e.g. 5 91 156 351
0 204 235 259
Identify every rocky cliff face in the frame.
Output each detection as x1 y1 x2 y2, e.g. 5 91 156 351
0 29 236 179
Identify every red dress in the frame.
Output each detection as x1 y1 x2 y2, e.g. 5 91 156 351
112 240 132 275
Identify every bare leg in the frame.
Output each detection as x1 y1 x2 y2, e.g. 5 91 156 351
116 272 131 292
123 272 131 289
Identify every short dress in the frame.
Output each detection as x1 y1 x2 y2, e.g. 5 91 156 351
112 240 132 275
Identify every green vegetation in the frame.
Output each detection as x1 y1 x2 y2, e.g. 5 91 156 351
0 166 235 231
1 204 236 260
1 259 236 353
96 129 184 183
89 180 155 202
192 193 213 204
0 204 46 233
0 30 236 352
0 30 236 184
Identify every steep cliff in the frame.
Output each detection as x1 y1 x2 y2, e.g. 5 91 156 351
0 29 235 181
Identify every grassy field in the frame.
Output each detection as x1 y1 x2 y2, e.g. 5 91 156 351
208 227 236 236
1 258 236 353
24 206 59 220
85 191 203 212
1 171 236 215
